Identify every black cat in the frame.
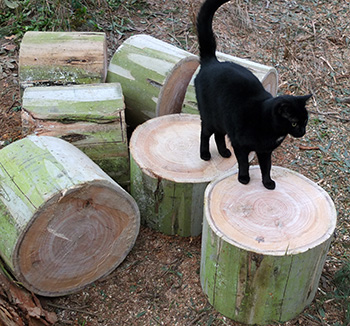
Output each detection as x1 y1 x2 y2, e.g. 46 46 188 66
194 0 312 190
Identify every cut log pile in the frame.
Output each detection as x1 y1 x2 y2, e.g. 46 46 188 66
0 31 337 325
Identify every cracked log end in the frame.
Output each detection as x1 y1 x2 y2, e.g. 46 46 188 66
201 166 337 324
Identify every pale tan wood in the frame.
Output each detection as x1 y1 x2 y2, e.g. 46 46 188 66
19 31 107 91
207 166 336 255
130 114 247 236
201 166 337 324
0 135 140 296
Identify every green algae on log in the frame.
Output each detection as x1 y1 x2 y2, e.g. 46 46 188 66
0 136 139 296
201 166 337 325
129 114 241 237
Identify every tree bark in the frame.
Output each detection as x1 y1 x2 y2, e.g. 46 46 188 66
201 166 337 324
0 135 139 297
129 114 240 237
21 83 129 187
19 31 107 92
106 34 278 127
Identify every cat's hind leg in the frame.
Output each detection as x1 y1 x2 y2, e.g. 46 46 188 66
256 151 275 190
233 147 250 185
200 125 213 161
214 132 231 158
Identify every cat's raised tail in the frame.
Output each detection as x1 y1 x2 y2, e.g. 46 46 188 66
196 0 230 64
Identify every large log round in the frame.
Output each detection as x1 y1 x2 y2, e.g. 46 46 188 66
0 135 140 297
130 114 240 237
201 166 337 324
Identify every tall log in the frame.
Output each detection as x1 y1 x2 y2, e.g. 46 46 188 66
19 31 107 92
0 135 140 297
201 166 337 325
106 34 278 127
130 114 243 237
21 83 129 187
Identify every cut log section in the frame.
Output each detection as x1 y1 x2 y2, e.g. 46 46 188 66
19 31 107 92
201 166 337 325
106 34 278 127
21 83 129 187
182 52 278 114
130 114 242 237
106 34 199 128
0 135 140 297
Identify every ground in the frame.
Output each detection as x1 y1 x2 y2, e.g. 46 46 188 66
0 0 349 325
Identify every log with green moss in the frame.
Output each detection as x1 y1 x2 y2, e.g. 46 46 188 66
106 34 278 125
19 31 107 92
201 166 337 325
130 114 240 237
0 135 140 297
21 83 129 187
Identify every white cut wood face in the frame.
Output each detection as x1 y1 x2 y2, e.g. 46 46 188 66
206 166 337 255
130 114 239 183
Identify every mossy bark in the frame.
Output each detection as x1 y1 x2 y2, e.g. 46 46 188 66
22 83 129 187
0 135 139 297
19 31 107 91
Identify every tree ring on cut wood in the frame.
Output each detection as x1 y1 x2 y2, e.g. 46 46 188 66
0 135 140 297
130 114 241 236
201 166 337 324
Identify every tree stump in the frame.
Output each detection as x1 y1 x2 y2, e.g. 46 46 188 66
130 114 242 237
19 31 107 92
0 135 140 297
21 83 129 187
201 166 337 325
106 34 278 127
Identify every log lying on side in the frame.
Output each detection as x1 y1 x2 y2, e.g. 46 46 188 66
19 31 107 92
0 135 140 297
182 52 278 114
201 166 337 325
106 34 278 126
107 34 199 128
130 114 242 237
21 83 129 187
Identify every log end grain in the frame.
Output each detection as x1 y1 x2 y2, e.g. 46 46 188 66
130 114 239 183
205 166 337 255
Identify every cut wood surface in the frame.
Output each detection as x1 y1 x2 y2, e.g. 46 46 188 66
0 135 140 297
130 114 241 236
201 166 337 324
21 83 129 187
106 34 278 126
19 31 107 91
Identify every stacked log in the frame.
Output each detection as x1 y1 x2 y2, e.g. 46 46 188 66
21 83 129 187
19 31 107 92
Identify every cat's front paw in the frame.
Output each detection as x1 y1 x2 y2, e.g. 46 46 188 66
200 151 211 161
219 149 232 158
263 179 276 190
238 175 250 185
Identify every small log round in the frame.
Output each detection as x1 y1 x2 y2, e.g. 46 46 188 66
129 114 239 237
0 135 140 297
201 166 337 325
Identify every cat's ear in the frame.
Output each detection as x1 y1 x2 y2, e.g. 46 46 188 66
298 94 312 103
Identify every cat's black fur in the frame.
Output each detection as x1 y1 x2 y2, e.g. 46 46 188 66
195 0 312 190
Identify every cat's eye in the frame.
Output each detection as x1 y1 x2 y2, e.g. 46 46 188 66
292 122 297 127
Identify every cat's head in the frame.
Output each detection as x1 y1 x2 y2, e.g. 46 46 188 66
275 94 312 137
